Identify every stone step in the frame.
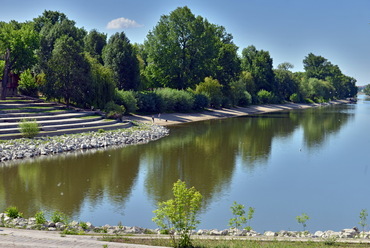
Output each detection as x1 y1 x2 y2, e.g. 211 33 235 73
0 102 59 108
0 122 132 140
0 112 95 122
0 116 103 129
0 106 66 113
0 119 118 134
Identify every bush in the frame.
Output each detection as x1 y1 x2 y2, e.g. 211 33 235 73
136 91 163 113
238 91 252 106
155 88 194 112
153 180 202 248
19 119 40 139
5 206 23 218
192 93 209 110
195 77 223 108
257 90 276 104
51 210 68 223
115 90 138 114
289 93 300 103
35 211 47 224
18 69 39 97
104 101 125 119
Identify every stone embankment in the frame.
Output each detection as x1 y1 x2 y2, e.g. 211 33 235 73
1 213 369 242
0 123 169 163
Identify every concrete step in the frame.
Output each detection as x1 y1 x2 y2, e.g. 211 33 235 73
0 102 60 108
0 119 118 134
0 116 103 129
0 112 96 121
0 122 132 140
0 106 66 113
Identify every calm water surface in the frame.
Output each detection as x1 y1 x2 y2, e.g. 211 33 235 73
1 98 370 232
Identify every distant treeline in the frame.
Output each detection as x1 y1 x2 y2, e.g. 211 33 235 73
0 7 357 116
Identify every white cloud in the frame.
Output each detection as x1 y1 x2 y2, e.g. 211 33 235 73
106 17 143 29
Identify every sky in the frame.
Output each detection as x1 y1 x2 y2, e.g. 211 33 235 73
2 0 370 85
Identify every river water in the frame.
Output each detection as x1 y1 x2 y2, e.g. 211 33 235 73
1 97 370 233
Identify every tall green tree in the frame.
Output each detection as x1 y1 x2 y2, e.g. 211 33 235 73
84 29 107 64
274 62 299 101
241 45 275 93
43 36 90 107
145 6 233 90
103 32 140 90
34 10 86 73
303 53 333 80
0 21 39 99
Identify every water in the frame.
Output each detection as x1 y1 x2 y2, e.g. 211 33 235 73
1 97 370 233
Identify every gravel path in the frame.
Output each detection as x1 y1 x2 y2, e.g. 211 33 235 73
0 228 169 248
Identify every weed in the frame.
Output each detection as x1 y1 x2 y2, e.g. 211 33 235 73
5 206 23 218
35 211 46 224
18 119 40 138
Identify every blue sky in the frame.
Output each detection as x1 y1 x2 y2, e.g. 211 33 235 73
2 0 370 85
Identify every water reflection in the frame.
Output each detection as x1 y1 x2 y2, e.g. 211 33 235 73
0 104 355 224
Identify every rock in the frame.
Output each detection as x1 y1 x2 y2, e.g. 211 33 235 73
264 231 277 237
314 231 324 237
197 229 208 235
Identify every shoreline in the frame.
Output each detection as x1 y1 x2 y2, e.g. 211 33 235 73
127 100 351 126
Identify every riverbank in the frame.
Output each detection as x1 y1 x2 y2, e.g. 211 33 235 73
0 123 169 163
127 100 351 126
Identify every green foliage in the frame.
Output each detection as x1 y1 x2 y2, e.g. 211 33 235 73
289 93 301 103
51 210 68 223
103 32 140 90
155 88 195 112
359 209 368 232
228 201 255 231
0 60 4 78
363 85 370 96
105 101 125 119
35 211 47 224
18 119 40 138
43 35 91 107
136 91 163 113
79 221 88 230
153 179 203 248
296 213 310 231
192 93 209 110
85 54 116 109
84 29 107 63
257 90 276 104
196 77 223 108
18 69 39 97
5 206 23 218
115 89 138 114
229 79 247 106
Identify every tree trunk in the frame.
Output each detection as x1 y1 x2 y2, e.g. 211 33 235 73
1 49 11 100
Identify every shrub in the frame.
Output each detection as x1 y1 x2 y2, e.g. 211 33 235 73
19 119 40 139
18 69 39 97
289 93 300 103
35 211 47 224
228 201 255 231
155 88 194 112
51 210 69 223
153 180 203 248
115 90 138 114
296 213 310 231
238 91 252 106
136 91 163 113
257 90 276 104
5 206 23 218
195 77 223 108
104 101 125 119
192 93 209 110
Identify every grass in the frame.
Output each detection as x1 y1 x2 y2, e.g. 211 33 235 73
98 236 370 247
78 115 101 119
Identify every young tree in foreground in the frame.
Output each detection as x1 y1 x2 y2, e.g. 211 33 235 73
153 179 202 248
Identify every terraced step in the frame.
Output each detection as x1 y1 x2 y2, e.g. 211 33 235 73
0 112 95 121
0 122 132 140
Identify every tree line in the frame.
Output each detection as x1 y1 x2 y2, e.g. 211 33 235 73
0 7 358 116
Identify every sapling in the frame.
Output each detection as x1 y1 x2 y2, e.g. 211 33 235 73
359 209 368 233
228 201 255 231
296 213 310 231
152 179 202 248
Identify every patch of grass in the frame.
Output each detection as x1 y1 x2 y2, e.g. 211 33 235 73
78 115 101 119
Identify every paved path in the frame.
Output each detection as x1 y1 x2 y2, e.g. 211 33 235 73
0 228 169 248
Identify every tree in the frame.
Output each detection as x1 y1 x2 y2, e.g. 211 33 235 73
228 201 255 231
145 6 233 90
103 32 140 90
241 45 275 93
152 179 202 248
43 36 91 107
0 21 39 99
85 54 116 109
84 29 107 64
195 77 223 108
303 53 333 80
34 11 86 73
296 213 310 231
274 62 299 101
